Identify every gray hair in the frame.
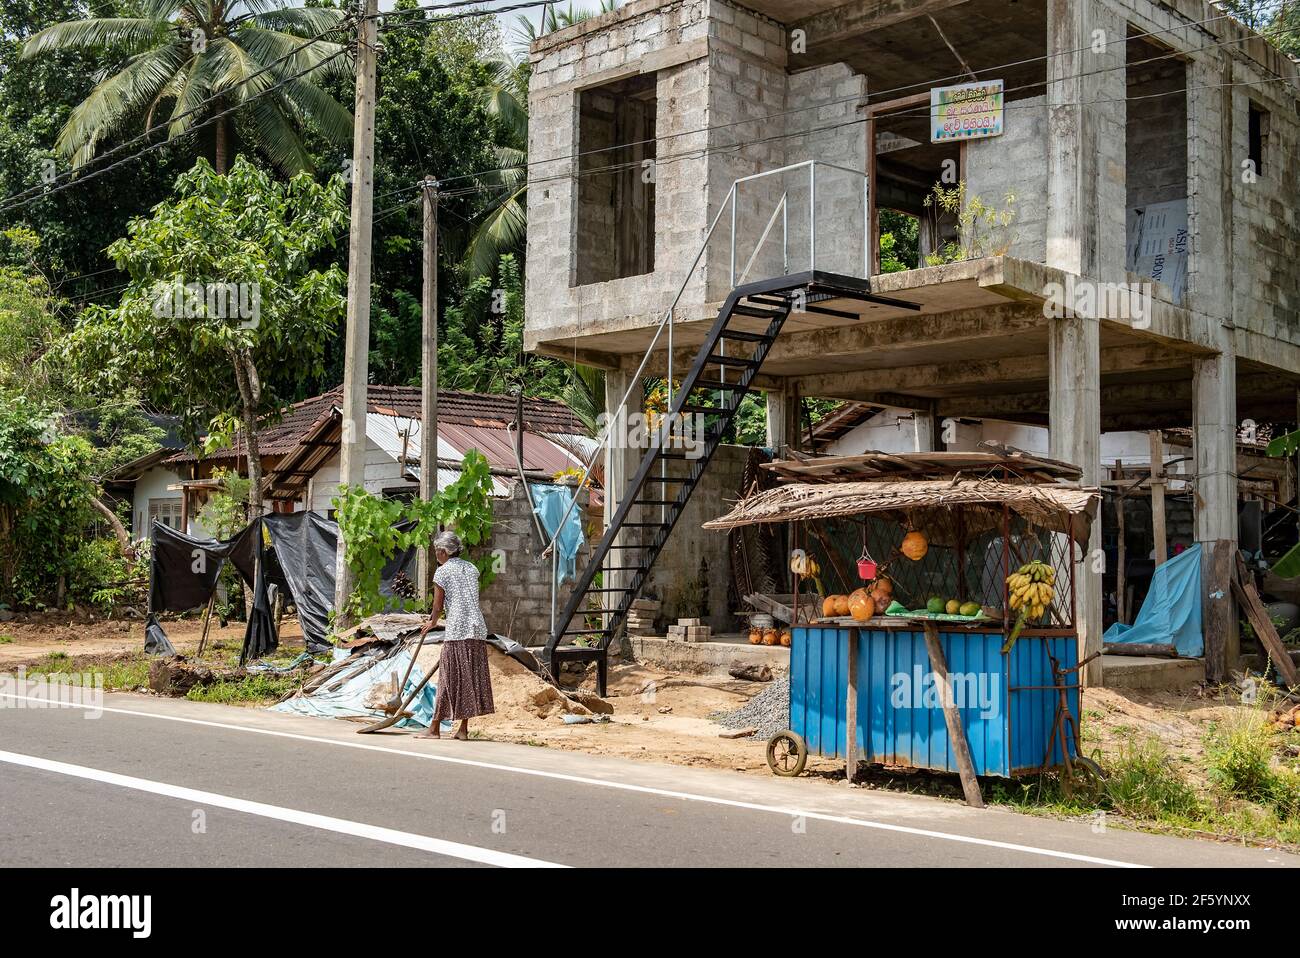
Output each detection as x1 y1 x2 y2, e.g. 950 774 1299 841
433 530 463 557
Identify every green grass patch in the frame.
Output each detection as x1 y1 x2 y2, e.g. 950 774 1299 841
1103 736 1204 820
184 673 300 705
0 635 12 644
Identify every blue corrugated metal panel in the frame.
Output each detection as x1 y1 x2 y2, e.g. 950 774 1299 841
1008 635 1080 773
791 626 1081 778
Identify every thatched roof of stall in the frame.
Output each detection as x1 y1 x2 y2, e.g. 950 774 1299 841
762 445 1083 483
702 478 1101 542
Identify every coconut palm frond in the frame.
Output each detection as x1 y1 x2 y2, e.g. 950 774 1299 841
463 185 526 279
56 43 189 165
249 6 348 38
246 95 312 174
21 18 170 57
276 75 353 147
237 25 348 78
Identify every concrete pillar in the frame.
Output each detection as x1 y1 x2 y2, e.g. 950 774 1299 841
1046 0 1104 686
765 387 788 453
914 404 941 452
766 381 801 456
1193 351 1238 683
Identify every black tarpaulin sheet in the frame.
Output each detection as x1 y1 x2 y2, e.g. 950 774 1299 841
147 513 421 659
143 614 175 656
148 520 257 612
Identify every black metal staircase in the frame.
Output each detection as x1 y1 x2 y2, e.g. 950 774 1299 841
543 271 919 693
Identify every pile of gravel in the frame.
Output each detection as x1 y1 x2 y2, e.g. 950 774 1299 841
714 676 790 741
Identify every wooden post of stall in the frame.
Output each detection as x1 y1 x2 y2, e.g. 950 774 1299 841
923 621 984 808
845 626 859 783
1149 430 1167 566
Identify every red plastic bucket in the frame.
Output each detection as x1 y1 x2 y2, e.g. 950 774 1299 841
857 558 877 580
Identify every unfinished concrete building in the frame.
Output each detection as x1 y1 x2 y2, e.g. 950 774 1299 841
523 0 1300 687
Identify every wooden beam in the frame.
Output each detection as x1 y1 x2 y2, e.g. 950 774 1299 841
1150 431 1168 566
922 622 984 808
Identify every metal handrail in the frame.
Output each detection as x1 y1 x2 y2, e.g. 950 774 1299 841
541 159 870 635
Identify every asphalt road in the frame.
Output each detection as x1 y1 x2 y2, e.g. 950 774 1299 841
1 689 1297 869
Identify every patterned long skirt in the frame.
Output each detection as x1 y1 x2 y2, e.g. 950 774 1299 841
432 639 495 722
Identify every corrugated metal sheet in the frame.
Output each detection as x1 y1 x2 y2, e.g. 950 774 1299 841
789 627 1079 778
364 415 591 499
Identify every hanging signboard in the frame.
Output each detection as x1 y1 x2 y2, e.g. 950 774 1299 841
930 79 1004 142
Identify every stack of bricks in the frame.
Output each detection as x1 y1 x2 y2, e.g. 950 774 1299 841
625 598 660 636
666 618 712 642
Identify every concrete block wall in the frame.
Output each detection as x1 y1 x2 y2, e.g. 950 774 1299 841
1229 61 1300 349
783 64 869 280
526 0 876 347
477 481 591 647
966 94 1049 263
526 0 714 347
641 443 748 631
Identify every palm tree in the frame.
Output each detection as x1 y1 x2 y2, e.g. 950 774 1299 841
462 1 619 279
21 0 353 175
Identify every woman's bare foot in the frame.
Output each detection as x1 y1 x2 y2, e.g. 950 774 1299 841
454 722 469 741
413 729 440 739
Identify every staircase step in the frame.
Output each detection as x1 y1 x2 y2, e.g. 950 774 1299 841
731 303 783 319
623 521 667 527
693 378 746 391
746 294 793 308
633 499 679 506
558 629 612 636
706 353 758 368
679 403 730 416
718 329 768 343
585 587 633 593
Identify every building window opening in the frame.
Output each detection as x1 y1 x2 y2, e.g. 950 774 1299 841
575 72 657 285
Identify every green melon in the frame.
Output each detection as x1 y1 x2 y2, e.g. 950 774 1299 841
926 596 945 614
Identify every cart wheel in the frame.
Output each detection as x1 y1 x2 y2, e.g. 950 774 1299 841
1062 755 1107 803
766 730 808 777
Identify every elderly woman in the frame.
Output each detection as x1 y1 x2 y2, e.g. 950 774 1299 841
414 531 494 740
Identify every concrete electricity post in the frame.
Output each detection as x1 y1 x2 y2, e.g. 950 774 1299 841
334 0 380 627
419 176 440 599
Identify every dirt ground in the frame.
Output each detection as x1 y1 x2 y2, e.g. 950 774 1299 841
0 615 305 669
2 614 1285 786
403 641 842 776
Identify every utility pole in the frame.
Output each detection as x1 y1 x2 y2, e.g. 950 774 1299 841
418 175 439 598
333 0 380 627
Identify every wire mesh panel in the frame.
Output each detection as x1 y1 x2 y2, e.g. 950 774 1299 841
796 504 1078 628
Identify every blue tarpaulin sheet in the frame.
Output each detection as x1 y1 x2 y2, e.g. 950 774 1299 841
530 484 585 586
1103 543 1203 657
270 648 441 729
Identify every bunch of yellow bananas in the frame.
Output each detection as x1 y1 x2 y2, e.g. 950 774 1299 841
789 550 820 577
1007 560 1055 620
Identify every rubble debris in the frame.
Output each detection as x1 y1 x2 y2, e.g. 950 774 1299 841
714 676 790 741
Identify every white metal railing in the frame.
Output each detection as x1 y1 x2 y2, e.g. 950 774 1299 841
542 160 870 638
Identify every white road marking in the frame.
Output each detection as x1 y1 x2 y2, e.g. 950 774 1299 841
0 748 567 869
0 691 1146 868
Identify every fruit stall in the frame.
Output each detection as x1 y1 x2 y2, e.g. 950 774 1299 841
704 448 1102 806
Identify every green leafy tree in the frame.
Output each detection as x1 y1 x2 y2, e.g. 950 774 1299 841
58 156 348 519
333 449 496 620
19 0 352 174
0 392 97 606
